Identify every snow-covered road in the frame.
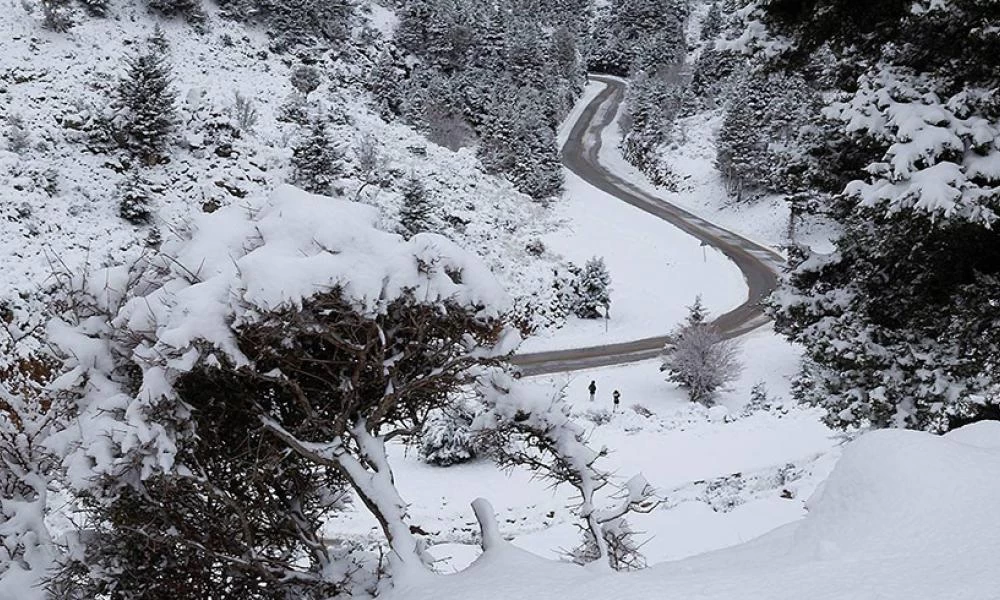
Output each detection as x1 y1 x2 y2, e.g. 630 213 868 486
514 76 784 375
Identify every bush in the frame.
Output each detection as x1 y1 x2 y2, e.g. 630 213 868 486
419 406 477 466
582 407 612 426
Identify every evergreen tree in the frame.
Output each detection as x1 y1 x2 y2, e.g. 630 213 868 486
290 65 322 96
148 0 203 21
256 0 354 50
572 256 612 319
366 50 406 119
40 0 74 32
109 30 177 165
684 295 707 327
291 117 342 195
589 0 690 75
419 406 478 466
117 169 160 225
79 0 109 16
700 1 722 41
758 0 1000 432
398 176 435 238
715 70 827 201
478 85 563 199
622 67 685 182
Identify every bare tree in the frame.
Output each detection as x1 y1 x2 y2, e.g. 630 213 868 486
475 376 659 569
660 299 742 405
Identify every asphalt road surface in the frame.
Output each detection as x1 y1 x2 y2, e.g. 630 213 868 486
511 75 785 377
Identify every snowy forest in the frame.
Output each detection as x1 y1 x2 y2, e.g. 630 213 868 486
1 0 998 599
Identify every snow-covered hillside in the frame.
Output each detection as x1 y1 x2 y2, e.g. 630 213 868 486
0 0 561 358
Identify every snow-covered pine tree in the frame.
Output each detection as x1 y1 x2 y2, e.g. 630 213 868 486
4 114 31 154
109 29 177 165
572 256 611 319
478 85 563 200
419 406 478 466
79 0 108 16
291 116 342 195
749 0 1000 432
366 49 406 119
117 169 160 225
701 1 722 41
684 294 707 327
252 0 354 50
290 64 322 96
622 66 685 185
40 0 74 31
589 0 690 75
397 175 435 237
147 0 204 21
660 298 741 405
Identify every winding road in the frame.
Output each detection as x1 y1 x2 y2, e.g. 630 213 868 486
511 75 785 377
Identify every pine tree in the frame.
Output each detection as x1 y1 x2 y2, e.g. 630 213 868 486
118 169 160 225
291 117 342 195
148 0 203 20
757 0 1000 432
419 406 477 466
573 256 612 319
40 0 74 32
79 0 109 16
478 85 563 199
701 1 722 41
290 65 322 96
366 50 406 119
398 176 435 238
110 30 177 165
685 295 707 327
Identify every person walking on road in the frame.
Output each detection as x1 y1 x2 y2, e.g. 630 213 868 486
613 389 621 412
588 380 597 402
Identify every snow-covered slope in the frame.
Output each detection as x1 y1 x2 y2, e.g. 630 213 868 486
386 422 1000 600
0 0 559 357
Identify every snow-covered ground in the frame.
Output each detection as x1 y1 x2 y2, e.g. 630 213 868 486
328 325 839 578
522 82 748 353
0 1 562 352
388 421 1000 600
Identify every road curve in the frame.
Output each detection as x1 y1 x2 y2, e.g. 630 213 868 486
511 75 785 377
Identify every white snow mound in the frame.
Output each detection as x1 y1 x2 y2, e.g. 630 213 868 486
387 423 1000 600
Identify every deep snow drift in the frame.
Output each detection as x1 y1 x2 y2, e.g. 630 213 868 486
387 422 1000 600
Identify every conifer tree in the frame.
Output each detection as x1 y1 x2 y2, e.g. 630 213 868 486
397 176 435 238
573 256 612 319
478 85 563 199
110 30 177 165
147 0 203 20
40 0 74 32
79 0 109 16
291 117 342 195
117 169 159 225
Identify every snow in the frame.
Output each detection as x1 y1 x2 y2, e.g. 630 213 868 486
386 422 1000 600
330 326 839 579
0 2 561 360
